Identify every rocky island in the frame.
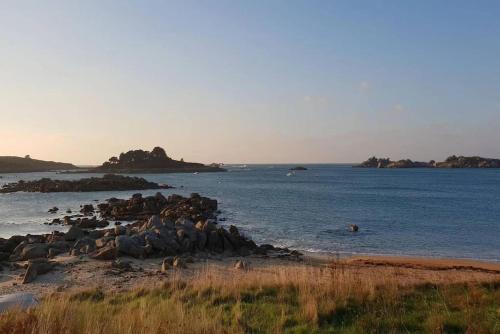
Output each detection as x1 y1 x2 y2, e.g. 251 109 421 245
91 147 226 174
290 166 308 171
358 155 500 168
435 155 500 168
0 174 172 193
0 155 78 173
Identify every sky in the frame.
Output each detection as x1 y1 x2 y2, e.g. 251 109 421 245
1 0 500 165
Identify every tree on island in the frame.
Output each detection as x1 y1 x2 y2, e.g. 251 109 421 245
94 146 226 172
99 147 179 169
108 156 119 165
151 146 169 160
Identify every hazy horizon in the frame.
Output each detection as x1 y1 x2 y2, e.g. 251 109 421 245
1 1 500 165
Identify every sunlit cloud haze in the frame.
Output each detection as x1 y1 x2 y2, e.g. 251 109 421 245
1 1 500 165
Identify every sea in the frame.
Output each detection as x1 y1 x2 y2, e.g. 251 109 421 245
1 165 499 262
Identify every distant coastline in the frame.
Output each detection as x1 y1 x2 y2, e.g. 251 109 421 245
0 147 225 174
0 156 78 173
357 155 500 168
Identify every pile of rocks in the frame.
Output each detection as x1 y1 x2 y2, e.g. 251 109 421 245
88 214 259 260
0 174 173 193
97 192 218 222
0 193 299 284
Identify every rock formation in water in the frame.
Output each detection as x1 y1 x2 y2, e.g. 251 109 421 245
0 174 172 193
92 147 226 173
290 166 308 171
357 155 500 168
434 155 500 168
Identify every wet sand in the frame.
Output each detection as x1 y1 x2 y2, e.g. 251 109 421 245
343 255 500 273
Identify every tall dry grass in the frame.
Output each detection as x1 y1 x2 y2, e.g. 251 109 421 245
1 263 498 333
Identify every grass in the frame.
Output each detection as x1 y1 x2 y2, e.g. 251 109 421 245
0 264 499 333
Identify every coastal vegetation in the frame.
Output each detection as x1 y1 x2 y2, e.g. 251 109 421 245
0 174 171 193
358 155 500 168
94 147 226 173
0 156 77 173
0 265 498 334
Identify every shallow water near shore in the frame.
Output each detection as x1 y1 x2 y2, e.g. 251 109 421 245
0 165 499 262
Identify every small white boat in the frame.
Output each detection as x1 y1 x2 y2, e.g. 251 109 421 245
193 172 199 175
286 172 294 177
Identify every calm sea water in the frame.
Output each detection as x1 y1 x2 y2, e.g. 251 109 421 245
0 165 499 261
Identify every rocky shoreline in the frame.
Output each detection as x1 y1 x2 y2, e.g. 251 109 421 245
0 174 172 193
0 192 299 285
357 155 500 168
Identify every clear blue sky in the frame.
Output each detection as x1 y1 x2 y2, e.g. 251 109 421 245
1 0 499 164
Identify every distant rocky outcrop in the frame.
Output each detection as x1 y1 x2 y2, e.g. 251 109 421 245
0 156 77 173
0 174 172 193
357 155 500 168
434 155 500 168
357 157 433 168
92 147 226 174
290 166 308 171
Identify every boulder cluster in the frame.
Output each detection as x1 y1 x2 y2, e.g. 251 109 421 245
0 193 297 284
0 174 172 193
97 192 218 222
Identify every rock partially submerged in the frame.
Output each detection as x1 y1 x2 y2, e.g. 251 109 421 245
97 192 218 222
0 174 172 193
48 207 59 214
290 166 308 171
349 224 359 232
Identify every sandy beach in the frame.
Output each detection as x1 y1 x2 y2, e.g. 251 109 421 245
1 252 498 298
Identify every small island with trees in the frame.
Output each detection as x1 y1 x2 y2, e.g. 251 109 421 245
93 147 226 173
357 155 500 168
